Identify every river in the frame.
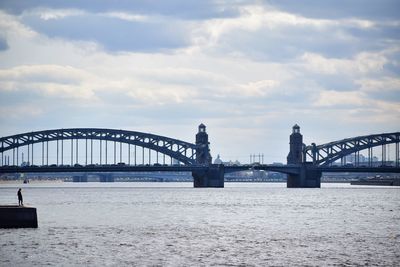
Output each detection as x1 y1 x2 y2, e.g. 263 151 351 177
0 182 399 266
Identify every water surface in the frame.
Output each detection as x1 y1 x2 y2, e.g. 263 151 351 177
1 182 399 266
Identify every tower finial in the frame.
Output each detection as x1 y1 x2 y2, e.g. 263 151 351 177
292 124 300 134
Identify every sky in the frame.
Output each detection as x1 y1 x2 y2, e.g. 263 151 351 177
0 0 399 164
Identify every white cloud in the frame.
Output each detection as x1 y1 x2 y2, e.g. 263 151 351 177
0 11 37 38
191 4 388 53
238 79 280 97
0 64 90 83
102 12 149 22
356 77 400 93
0 65 96 99
126 86 197 105
33 8 85 20
314 90 366 107
300 51 388 75
0 105 43 119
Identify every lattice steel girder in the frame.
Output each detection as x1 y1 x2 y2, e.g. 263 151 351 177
0 128 198 165
304 132 400 166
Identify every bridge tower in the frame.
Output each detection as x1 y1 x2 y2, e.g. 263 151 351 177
287 124 303 164
195 123 212 164
287 125 321 188
192 124 224 188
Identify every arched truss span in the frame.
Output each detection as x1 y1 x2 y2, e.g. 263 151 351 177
304 132 400 166
0 128 197 165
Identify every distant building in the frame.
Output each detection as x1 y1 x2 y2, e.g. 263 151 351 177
21 161 30 167
225 160 241 166
213 154 241 166
345 154 378 163
172 158 182 165
214 154 223 164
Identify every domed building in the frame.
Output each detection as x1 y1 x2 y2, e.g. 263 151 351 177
213 154 223 164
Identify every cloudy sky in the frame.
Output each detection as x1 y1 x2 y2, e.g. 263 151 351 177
0 0 399 163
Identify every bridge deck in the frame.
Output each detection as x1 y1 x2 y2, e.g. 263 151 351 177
0 165 208 173
0 164 398 174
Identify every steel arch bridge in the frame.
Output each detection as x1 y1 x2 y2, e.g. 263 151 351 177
0 128 197 166
304 132 400 166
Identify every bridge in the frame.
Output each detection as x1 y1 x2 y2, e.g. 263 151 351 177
0 124 399 187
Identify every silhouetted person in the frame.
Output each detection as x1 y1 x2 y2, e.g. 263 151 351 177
17 188 23 206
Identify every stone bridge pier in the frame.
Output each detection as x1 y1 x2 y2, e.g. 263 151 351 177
72 174 88 182
287 163 321 188
99 173 114 182
193 164 224 187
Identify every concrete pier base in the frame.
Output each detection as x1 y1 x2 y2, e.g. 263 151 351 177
72 175 88 182
287 163 321 188
99 174 114 182
0 206 38 228
192 164 224 188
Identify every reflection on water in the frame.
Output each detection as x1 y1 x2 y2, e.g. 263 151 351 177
1 182 399 266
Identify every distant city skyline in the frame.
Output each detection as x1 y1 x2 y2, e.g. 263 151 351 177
0 1 399 163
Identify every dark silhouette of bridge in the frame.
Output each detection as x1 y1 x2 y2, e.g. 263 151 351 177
0 124 399 187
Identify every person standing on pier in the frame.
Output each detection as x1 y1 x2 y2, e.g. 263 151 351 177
17 188 23 206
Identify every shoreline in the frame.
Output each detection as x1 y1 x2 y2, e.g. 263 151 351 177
0 179 65 184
